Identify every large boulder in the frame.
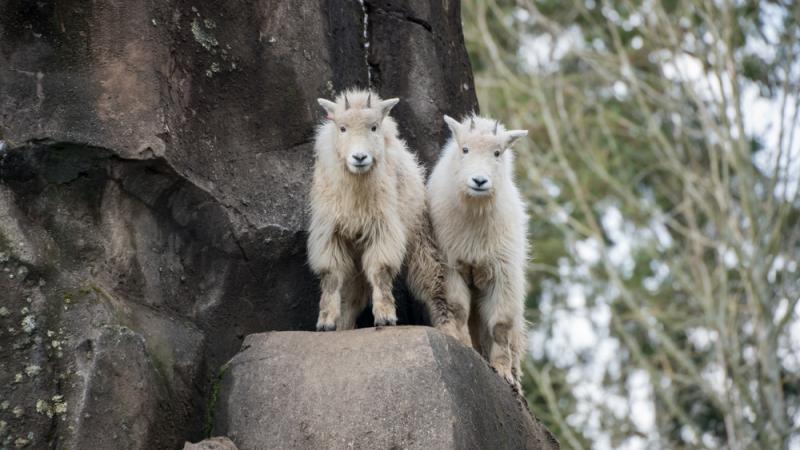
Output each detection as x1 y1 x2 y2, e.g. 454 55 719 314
213 327 559 449
0 0 479 448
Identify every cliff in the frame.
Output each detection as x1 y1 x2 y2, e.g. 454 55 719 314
0 1 554 448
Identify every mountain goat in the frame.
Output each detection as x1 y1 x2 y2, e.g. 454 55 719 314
308 89 458 337
427 114 529 390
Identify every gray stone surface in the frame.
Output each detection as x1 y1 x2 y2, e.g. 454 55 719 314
0 0 480 448
215 327 559 450
368 0 479 167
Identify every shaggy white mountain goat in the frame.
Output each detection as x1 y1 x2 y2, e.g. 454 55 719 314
427 114 529 390
308 89 457 336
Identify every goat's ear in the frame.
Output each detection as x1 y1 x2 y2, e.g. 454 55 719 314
317 98 337 117
443 115 462 138
505 130 528 148
379 98 400 119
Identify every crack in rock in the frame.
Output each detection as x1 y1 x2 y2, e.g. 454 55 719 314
358 0 372 86
371 6 434 34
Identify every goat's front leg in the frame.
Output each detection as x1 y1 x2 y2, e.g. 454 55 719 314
362 223 405 327
316 270 344 331
445 265 473 347
471 263 494 292
364 265 398 326
486 320 521 391
480 265 524 391
308 223 353 332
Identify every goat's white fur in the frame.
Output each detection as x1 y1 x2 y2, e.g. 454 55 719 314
308 89 457 334
427 114 529 390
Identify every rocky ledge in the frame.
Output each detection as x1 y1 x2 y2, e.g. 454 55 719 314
211 326 559 450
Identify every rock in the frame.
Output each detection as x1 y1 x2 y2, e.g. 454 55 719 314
214 327 559 450
368 0 479 167
0 0 487 447
66 326 174 450
184 436 238 450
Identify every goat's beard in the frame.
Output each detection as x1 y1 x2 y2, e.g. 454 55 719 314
458 191 495 218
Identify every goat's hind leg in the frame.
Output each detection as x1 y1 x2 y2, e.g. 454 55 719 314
510 327 525 387
404 219 464 338
337 275 369 330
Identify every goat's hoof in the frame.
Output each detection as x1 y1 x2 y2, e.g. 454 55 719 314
372 304 398 327
490 363 519 389
315 323 336 332
505 375 521 392
374 317 397 327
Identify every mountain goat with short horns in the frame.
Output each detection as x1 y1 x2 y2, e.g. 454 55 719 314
308 89 458 336
427 114 529 390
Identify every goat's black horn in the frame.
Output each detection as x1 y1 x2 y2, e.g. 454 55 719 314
344 93 350 109
493 120 499 135
367 93 372 108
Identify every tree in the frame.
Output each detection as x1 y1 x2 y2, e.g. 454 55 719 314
462 0 800 448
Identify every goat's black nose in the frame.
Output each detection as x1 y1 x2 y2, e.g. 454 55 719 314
353 153 368 162
472 176 488 187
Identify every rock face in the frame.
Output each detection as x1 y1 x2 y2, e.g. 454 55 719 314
0 0 547 448
214 327 559 450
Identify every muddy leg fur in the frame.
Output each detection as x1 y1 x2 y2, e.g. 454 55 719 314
480 274 524 390
337 275 369 330
366 266 398 326
487 321 519 390
311 223 354 332
317 270 344 331
405 214 462 338
444 266 473 346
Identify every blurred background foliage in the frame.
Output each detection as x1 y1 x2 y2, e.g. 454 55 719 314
461 0 800 448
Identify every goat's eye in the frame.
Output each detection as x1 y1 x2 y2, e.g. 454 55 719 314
494 150 501 157
340 127 346 133
462 147 469 154
371 125 377 132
